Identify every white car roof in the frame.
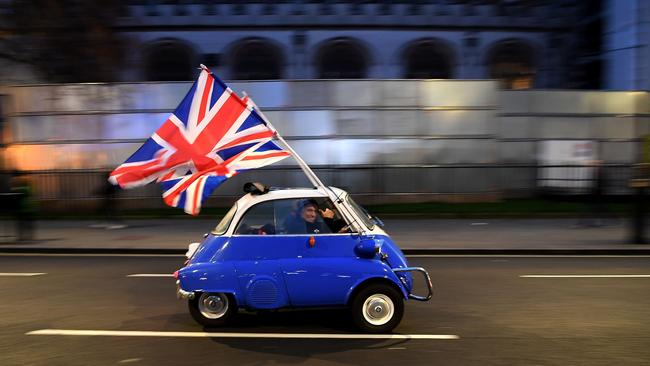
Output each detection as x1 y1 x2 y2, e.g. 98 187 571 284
236 186 347 207
223 185 386 236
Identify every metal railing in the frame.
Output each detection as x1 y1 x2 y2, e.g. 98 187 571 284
0 163 634 212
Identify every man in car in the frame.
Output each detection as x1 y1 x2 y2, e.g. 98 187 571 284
285 199 349 234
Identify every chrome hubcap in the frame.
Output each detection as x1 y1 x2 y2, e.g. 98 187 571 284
362 294 394 326
198 293 229 319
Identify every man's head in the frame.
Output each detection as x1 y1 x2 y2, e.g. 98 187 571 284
300 200 319 223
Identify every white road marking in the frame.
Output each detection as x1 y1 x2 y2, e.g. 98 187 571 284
26 329 459 340
1 253 649 259
118 359 143 364
406 255 650 258
127 274 174 278
470 222 488 226
521 274 650 278
0 253 183 258
0 272 46 276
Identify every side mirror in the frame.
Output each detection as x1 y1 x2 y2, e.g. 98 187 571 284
354 238 380 259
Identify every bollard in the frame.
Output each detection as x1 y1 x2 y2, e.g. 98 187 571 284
629 163 650 244
630 179 647 244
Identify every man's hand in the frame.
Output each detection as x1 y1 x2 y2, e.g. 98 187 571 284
319 208 335 219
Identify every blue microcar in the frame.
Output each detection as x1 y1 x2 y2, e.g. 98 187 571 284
175 183 432 333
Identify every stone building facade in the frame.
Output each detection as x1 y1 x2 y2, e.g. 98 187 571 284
120 0 593 89
0 0 624 89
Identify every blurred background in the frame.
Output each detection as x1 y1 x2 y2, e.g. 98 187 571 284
0 0 647 216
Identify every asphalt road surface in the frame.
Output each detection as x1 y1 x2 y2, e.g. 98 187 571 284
1 254 649 365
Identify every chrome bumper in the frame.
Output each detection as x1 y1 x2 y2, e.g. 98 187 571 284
392 267 433 301
176 280 195 300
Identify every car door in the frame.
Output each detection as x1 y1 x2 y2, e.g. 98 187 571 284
227 200 292 310
276 198 362 307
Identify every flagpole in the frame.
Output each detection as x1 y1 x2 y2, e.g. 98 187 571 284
242 94 326 189
243 93 369 234
271 130 326 189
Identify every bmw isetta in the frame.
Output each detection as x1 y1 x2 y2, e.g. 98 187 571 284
175 182 432 333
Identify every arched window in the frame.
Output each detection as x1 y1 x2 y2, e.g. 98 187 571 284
231 39 283 80
403 39 455 79
316 38 369 79
144 40 194 81
487 40 536 89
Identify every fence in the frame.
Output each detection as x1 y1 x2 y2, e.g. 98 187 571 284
0 163 631 212
2 80 648 212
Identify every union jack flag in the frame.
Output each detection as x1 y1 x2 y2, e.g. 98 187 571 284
109 66 290 215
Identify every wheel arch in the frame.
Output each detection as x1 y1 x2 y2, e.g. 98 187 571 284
179 262 243 307
193 289 240 304
346 276 407 306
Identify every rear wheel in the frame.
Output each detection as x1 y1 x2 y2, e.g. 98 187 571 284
188 292 236 327
351 284 404 333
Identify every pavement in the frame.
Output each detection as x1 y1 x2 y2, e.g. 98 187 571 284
1 217 650 254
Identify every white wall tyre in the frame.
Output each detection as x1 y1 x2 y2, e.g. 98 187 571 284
188 292 237 327
351 284 404 333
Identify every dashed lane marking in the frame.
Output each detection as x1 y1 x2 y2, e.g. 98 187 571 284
2 253 650 259
407 255 650 258
521 274 650 278
118 358 143 364
0 253 183 257
0 272 46 276
26 329 460 340
127 274 174 278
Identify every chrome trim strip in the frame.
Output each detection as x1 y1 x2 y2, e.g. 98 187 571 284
231 233 355 237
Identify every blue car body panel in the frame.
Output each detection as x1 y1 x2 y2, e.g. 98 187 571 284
178 261 241 298
179 230 414 310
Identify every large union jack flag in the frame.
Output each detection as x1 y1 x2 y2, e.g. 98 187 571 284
109 66 290 215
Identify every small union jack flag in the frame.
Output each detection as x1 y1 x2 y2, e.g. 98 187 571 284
109 65 290 215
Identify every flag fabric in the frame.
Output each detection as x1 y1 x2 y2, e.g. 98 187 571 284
109 66 290 215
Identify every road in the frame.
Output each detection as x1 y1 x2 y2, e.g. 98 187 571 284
1 255 649 365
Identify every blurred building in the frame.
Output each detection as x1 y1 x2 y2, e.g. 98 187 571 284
603 0 650 90
0 0 645 90
107 0 601 89
0 0 649 210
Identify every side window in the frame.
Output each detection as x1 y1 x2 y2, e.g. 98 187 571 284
318 198 351 234
275 199 300 234
235 201 275 235
278 198 350 235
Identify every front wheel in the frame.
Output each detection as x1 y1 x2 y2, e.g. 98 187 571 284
351 284 404 333
188 292 236 327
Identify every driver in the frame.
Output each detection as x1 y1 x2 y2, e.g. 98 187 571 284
285 199 349 234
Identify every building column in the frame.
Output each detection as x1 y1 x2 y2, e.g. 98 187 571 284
636 0 650 89
603 0 640 90
289 31 309 79
458 32 481 79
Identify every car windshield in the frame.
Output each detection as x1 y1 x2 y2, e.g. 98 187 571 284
212 203 237 235
346 195 375 230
